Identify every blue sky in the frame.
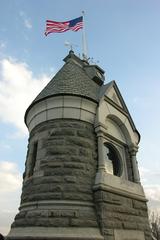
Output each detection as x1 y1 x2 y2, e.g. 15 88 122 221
0 0 160 235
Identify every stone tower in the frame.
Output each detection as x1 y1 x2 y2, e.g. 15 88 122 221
7 51 151 240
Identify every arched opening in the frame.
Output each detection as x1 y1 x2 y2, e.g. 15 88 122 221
104 143 122 176
106 114 131 145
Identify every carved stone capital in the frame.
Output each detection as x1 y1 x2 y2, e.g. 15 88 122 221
94 123 108 136
129 144 139 155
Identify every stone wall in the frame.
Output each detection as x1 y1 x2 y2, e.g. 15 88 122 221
11 119 99 230
9 118 151 240
94 189 151 240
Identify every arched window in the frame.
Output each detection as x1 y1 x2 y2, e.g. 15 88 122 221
104 143 122 176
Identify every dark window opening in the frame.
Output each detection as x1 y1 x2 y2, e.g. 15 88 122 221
105 143 122 176
28 141 38 177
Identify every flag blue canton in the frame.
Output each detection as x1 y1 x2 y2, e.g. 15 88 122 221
68 16 83 27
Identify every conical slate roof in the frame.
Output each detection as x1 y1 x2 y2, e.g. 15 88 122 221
32 51 102 105
25 51 139 137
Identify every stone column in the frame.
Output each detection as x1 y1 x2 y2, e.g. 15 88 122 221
97 134 106 172
129 146 140 184
94 125 107 186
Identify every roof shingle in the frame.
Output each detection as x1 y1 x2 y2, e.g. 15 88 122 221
33 55 100 104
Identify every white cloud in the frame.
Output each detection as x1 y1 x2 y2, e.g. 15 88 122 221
144 184 160 202
139 167 160 213
0 208 19 236
0 41 6 50
140 166 159 180
0 57 50 136
0 161 21 192
19 11 32 29
144 185 160 214
24 19 32 29
0 161 22 235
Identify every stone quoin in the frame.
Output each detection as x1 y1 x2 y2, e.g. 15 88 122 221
7 51 151 240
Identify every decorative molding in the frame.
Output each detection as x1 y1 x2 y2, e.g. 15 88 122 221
104 96 128 116
26 95 97 132
20 200 94 210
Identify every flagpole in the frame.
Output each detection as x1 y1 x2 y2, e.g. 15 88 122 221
82 11 88 61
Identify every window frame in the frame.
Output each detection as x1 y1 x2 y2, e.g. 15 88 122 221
104 142 123 177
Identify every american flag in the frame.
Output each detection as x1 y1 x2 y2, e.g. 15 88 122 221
45 16 83 36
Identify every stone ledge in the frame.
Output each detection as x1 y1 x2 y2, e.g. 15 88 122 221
7 227 104 240
19 200 94 210
94 172 147 201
